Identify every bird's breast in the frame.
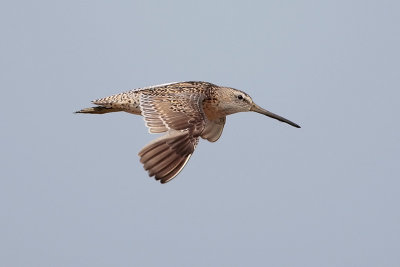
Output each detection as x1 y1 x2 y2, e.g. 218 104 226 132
202 98 224 120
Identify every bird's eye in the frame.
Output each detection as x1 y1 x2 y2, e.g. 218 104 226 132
237 95 243 100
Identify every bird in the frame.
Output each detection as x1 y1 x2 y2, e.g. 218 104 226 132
76 81 300 183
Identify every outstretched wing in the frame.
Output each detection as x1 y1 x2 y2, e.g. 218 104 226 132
138 90 207 183
139 91 206 134
138 130 199 183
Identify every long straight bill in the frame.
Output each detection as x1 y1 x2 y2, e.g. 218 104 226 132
250 103 301 128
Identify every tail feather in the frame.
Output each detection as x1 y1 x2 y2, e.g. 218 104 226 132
74 106 123 114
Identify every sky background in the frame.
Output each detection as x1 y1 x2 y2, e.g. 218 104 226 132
1 0 399 266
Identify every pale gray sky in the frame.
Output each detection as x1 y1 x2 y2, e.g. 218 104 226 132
1 1 399 266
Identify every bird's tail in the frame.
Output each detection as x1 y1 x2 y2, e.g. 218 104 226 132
74 106 123 114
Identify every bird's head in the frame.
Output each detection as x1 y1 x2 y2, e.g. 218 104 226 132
218 87 254 114
220 87 301 128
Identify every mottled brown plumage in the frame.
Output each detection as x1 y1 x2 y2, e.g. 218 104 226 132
76 81 300 183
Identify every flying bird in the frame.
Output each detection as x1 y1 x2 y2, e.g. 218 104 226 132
76 81 300 183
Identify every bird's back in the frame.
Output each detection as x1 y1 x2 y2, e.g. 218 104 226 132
84 81 216 115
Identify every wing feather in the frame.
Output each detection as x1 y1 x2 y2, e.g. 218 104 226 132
139 92 206 134
201 117 226 142
138 89 207 183
158 155 192 184
138 130 199 183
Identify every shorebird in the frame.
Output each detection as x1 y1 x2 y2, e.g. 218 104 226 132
76 81 300 183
